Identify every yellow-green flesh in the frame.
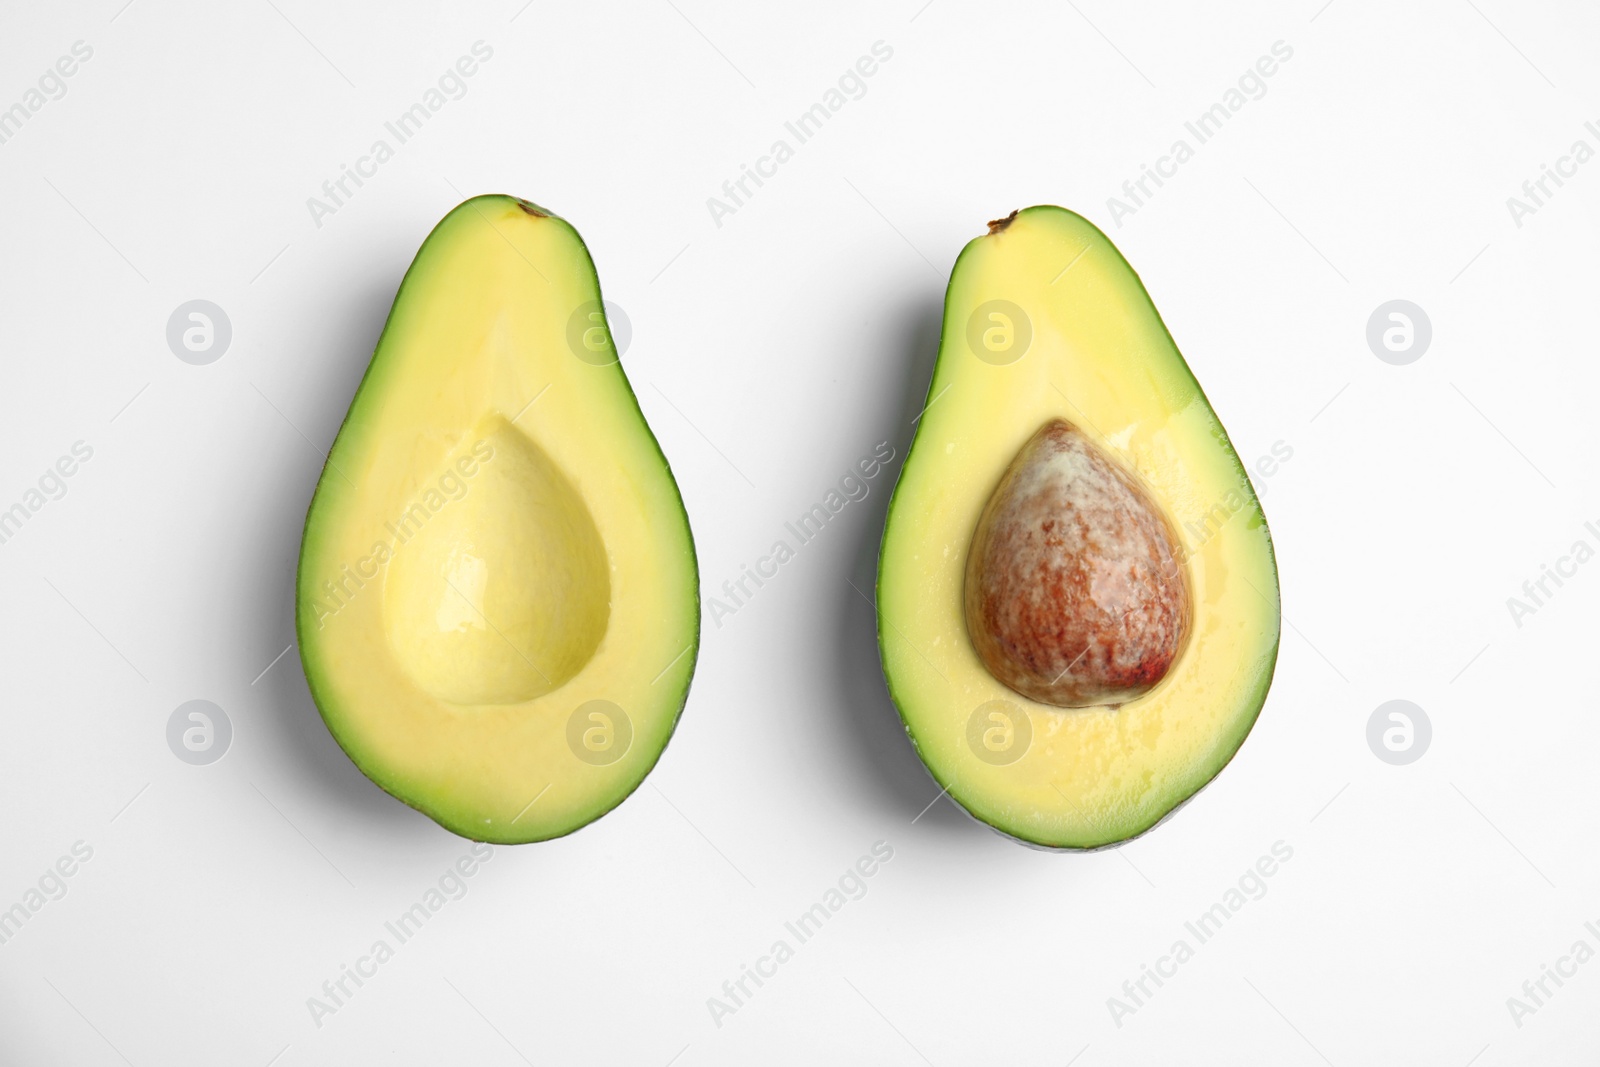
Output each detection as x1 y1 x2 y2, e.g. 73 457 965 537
296 196 699 843
878 206 1280 849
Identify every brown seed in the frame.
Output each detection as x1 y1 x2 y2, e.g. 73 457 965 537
964 418 1191 708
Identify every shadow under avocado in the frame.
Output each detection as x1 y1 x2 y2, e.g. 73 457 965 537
825 293 981 835
243 275 435 839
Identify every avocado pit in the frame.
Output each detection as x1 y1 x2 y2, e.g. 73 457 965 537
964 418 1191 708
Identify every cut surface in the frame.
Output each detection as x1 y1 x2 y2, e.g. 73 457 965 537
878 206 1280 850
296 195 699 843
965 417 1191 708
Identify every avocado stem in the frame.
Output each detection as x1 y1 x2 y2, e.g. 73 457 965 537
987 210 1019 235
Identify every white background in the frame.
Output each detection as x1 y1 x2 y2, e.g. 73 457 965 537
1 0 1597 1063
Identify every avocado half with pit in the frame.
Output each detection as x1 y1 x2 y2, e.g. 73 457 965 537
296 195 699 844
877 206 1280 850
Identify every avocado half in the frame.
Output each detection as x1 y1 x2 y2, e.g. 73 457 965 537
296 195 700 844
877 206 1280 850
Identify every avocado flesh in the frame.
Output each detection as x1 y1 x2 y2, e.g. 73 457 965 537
877 206 1280 850
296 195 699 844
